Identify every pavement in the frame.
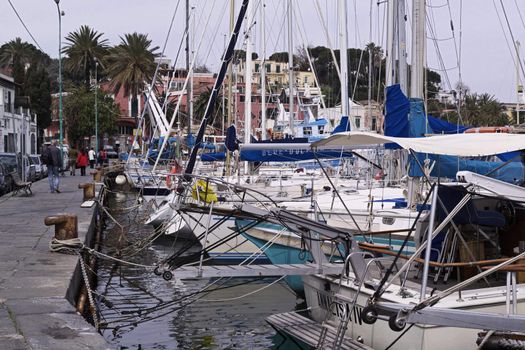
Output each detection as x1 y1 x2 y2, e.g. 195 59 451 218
0 173 111 349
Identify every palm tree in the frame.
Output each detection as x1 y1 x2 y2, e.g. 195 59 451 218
105 33 159 117
0 37 37 68
462 93 507 126
194 87 226 131
62 25 109 85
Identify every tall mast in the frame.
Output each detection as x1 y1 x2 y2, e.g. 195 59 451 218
339 0 352 129
410 0 425 98
260 0 267 139
517 40 522 125
226 0 235 176
184 0 251 176
397 0 408 94
287 0 294 135
228 0 234 129
385 0 395 87
244 0 253 145
185 0 192 137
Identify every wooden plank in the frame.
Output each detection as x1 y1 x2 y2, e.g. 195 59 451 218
266 312 373 350
169 263 342 279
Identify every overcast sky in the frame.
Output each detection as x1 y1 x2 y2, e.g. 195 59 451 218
1 0 525 102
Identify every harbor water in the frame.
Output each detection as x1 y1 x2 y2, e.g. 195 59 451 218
95 192 303 349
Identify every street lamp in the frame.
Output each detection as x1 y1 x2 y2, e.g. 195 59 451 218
54 0 65 165
94 58 99 154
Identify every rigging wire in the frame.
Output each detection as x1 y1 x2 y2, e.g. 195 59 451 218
6 0 43 51
498 0 525 83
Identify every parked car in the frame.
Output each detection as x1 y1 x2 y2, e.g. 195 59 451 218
104 145 119 159
0 153 36 182
29 155 45 180
0 153 18 174
0 162 14 195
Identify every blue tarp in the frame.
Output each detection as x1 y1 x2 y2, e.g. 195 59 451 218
384 84 410 138
408 98 428 138
498 151 522 162
201 152 227 162
427 115 470 134
332 116 350 134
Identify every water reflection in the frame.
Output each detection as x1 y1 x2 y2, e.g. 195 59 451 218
96 192 303 349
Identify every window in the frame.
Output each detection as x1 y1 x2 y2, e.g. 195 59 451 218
276 65 281 73
303 127 312 136
266 64 271 73
30 134 36 154
240 95 245 103
371 117 377 131
255 64 259 72
304 76 308 84
355 117 361 129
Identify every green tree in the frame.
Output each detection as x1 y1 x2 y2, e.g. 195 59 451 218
62 25 109 86
24 66 52 129
63 87 119 146
0 38 50 95
105 33 159 117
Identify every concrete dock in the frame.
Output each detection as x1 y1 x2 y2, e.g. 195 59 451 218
0 175 111 349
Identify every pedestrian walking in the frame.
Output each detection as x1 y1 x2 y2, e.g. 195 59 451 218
69 147 78 176
88 147 96 168
76 149 89 176
43 141 62 193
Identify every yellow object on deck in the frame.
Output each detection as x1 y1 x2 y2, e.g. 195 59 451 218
192 179 218 203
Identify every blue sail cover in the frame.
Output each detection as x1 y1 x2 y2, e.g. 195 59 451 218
201 152 226 161
428 115 470 134
384 85 410 139
332 116 350 134
428 154 524 183
225 125 239 152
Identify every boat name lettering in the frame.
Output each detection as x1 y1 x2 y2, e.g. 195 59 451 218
316 291 363 325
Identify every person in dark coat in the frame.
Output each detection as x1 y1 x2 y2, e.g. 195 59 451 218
47 141 63 193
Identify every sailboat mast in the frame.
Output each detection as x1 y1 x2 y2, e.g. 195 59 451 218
397 0 408 94
260 0 267 140
385 0 395 87
517 40 522 125
410 0 425 99
186 0 192 137
287 0 294 135
244 0 253 145
184 0 250 176
226 0 235 176
339 0 351 129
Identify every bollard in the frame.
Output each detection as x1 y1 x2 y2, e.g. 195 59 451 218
90 169 102 182
44 214 78 240
78 182 95 201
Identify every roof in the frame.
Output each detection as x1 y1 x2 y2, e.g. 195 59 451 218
311 131 525 157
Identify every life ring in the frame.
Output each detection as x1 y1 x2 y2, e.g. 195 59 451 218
465 126 511 133
165 166 179 189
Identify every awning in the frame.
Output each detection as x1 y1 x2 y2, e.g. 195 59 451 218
311 131 525 157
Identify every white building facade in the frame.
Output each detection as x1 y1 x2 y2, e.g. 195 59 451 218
0 73 38 155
